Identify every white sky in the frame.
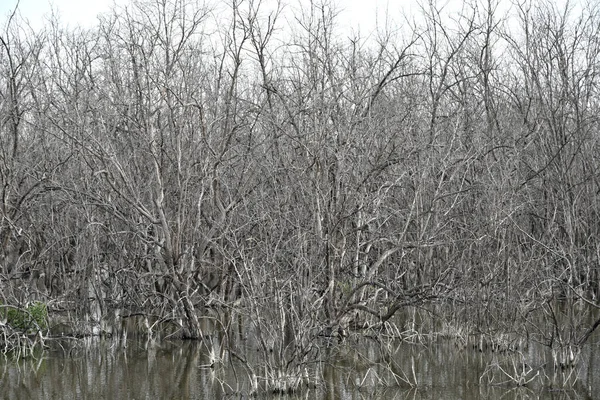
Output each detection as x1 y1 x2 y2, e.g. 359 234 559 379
0 0 402 33
0 0 129 29
0 0 583 41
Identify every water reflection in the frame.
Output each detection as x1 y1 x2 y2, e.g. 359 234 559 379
0 337 597 399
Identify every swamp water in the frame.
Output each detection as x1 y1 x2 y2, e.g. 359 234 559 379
0 335 598 400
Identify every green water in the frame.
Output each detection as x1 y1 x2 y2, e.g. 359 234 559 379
0 335 597 399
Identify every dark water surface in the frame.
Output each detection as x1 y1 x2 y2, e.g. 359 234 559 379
0 335 598 399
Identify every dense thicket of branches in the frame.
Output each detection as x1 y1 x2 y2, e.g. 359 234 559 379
1 0 599 372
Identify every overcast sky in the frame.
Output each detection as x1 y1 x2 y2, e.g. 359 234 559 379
0 0 583 45
0 0 408 34
0 0 125 28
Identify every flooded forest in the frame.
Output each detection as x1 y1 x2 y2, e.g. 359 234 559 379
1 0 600 397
